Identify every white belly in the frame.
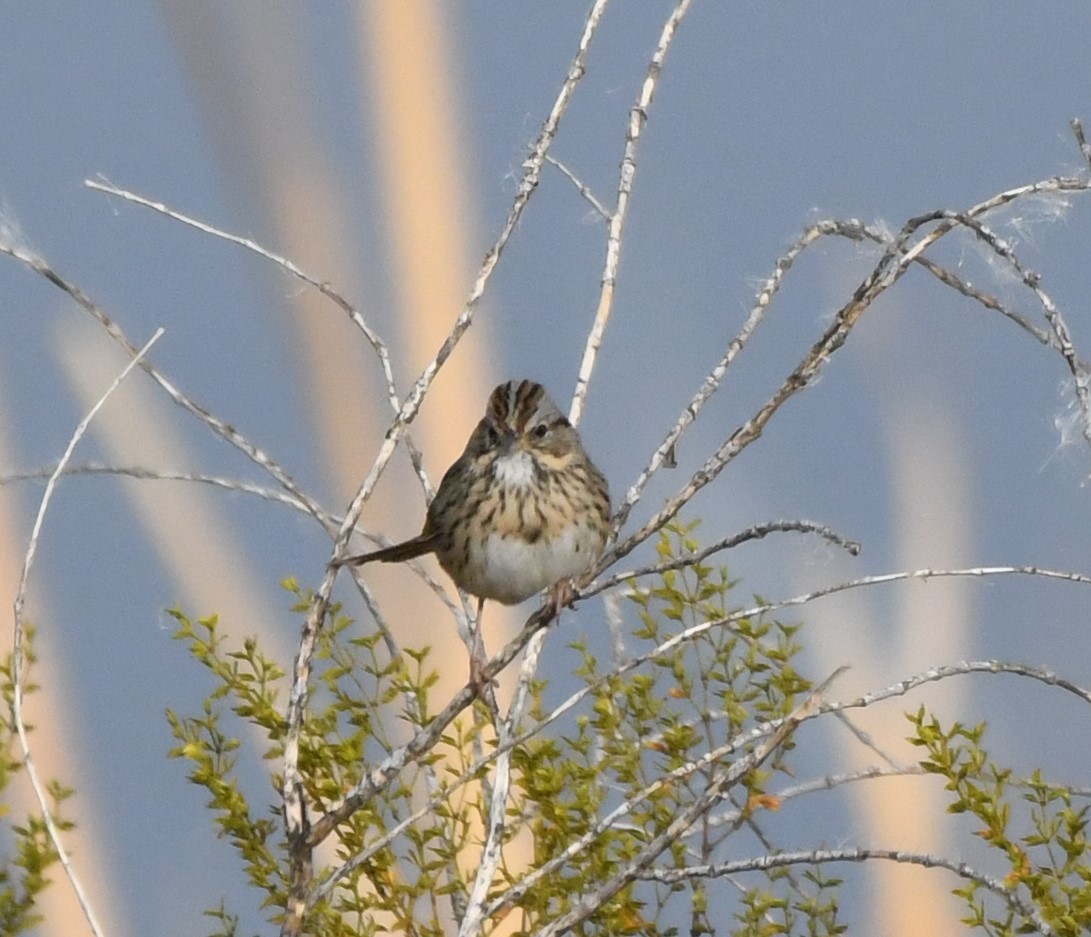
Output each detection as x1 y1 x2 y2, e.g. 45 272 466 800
461 524 601 605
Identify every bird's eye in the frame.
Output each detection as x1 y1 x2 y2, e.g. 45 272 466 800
484 425 500 446
532 424 549 440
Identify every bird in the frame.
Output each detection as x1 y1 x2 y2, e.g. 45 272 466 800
335 379 611 681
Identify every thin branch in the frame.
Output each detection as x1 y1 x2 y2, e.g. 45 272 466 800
926 206 1091 449
570 0 693 427
515 567 1091 783
612 175 1091 550
85 178 355 309
0 241 328 530
0 462 461 618
12 327 163 937
458 630 547 936
545 155 610 220
612 218 866 534
463 9 698 923
827 217 1060 349
587 518 860 597
914 254 1056 346
310 647 1086 904
831 659 1091 711
705 765 925 832
636 847 1053 934
1071 117 1091 170
754 563 1091 620
310 625 548 906
306 596 562 849
831 710 903 768
83 176 433 495
1 463 322 515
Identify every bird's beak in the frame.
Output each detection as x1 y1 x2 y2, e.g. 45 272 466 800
499 429 520 454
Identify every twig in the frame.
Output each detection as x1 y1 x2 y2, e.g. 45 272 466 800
463 8 697 923
925 207 1091 450
636 847 1052 934
12 327 163 937
306 597 563 850
83 177 433 495
0 241 328 530
511 566 1091 779
1071 117 1091 169
570 0 693 427
458 629 547 936
310 647 1085 904
613 217 868 534
1 463 322 515
587 518 860 596
545 155 610 220
913 254 1056 346
831 659 1091 711
85 178 353 309
831 710 903 768
0 462 461 617
706 765 925 832
527 655 1077 935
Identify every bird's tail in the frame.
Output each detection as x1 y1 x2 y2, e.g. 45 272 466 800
333 534 437 567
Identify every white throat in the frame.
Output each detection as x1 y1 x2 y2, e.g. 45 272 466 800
491 450 536 489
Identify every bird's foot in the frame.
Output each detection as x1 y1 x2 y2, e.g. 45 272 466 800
469 648 500 716
547 579 579 613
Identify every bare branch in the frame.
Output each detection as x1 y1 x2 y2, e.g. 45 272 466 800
457 630 547 936
830 710 904 768
914 254 1056 346
612 175 1091 557
0 241 328 530
926 206 1091 449
1 463 323 516
13 327 163 937
830 659 1091 712
636 847 1053 934
1071 117 1091 169
706 765 926 833
613 217 871 533
83 177 434 496
570 0 694 427
545 155 610 220
587 518 860 596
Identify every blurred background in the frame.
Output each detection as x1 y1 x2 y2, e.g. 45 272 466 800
1 3 1090 935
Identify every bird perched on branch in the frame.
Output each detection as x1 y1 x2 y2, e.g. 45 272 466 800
336 379 611 684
